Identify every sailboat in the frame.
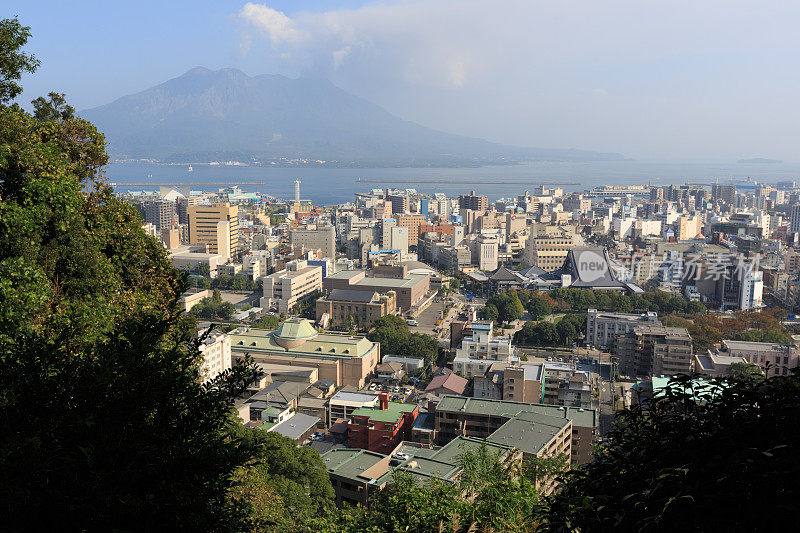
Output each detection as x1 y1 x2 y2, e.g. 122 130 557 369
188 165 193 172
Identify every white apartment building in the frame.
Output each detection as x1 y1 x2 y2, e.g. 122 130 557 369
261 260 323 313
586 309 661 347
198 328 232 383
452 321 514 378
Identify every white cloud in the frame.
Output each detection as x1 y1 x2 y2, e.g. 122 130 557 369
239 3 308 47
235 1 800 160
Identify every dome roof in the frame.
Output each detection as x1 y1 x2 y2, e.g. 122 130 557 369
272 318 318 349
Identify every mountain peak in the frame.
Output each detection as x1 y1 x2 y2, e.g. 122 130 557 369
81 68 624 166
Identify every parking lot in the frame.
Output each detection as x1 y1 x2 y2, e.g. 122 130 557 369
364 381 415 402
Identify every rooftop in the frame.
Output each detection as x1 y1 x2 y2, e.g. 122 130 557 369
230 324 377 359
436 395 598 429
351 401 417 423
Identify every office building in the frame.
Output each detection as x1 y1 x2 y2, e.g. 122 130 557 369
261 260 322 313
586 309 660 347
323 266 430 312
315 289 397 330
189 203 239 256
290 225 336 259
434 395 598 466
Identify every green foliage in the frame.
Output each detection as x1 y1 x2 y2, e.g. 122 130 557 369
481 302 500 322
367 315 438 362
0 18 39 104
190 290 236 320
545 288 698 316
253 314 282 330
526 295 553 320
0 25 261 529
482 290 525 324
318 442 544 533
232 428 335 532
515 313 586 347
732 328 791 344
542 372 800 532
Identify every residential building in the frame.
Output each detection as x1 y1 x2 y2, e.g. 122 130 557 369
229 318 380 388
586 308 660 347
614 325 693 377
434 395 598 465
138 199 176 231
452 321 514 378
198 328 232 383
261 260 322 313
425 372 469 396
348 393 419 453
458 191 489 211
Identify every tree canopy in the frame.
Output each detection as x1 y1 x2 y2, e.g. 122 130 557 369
0 19 263 529
542 372 800 532
367 315 438 362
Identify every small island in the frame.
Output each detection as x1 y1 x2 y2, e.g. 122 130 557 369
738 157 783 164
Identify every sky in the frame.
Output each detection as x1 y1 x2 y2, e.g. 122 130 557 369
8 0 800 162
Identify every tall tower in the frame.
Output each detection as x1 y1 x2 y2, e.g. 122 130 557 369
294 179 301 203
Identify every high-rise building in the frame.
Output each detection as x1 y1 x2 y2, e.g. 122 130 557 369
387 193 409 214
138 200 176 231
290 225 336 259
188 203 239 256
294 179 301 203
459 190 489 211
790 203 800 236
711 183 736 204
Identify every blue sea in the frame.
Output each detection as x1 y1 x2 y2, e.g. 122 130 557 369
105 160 800 205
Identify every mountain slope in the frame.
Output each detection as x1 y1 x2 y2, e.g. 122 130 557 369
81 67 623 165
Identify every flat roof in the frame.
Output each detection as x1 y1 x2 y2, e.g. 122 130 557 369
486 412 570 455
268 412 320 440
436 395 598 429
351 401 417 423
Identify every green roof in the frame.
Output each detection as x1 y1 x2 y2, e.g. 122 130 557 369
273 318 318 340
486 412 569 455
435 395 598 429
257 421 276 430
351 401 417 423
229 327 376 358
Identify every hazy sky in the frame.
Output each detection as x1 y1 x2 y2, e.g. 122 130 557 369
8 1 800 161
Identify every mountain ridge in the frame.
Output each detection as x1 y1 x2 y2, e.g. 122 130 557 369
81 67 625 167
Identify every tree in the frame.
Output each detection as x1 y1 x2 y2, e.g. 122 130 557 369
542 372 800 532
534 322 559 346
0 18 39 104
481 303 500 323
556 319 578 345
0 22 261 529
727 362 765 382
232 428 334 530
526 296 552 320
253 315 281 330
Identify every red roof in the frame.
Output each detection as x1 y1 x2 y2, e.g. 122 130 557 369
425 373 468 395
